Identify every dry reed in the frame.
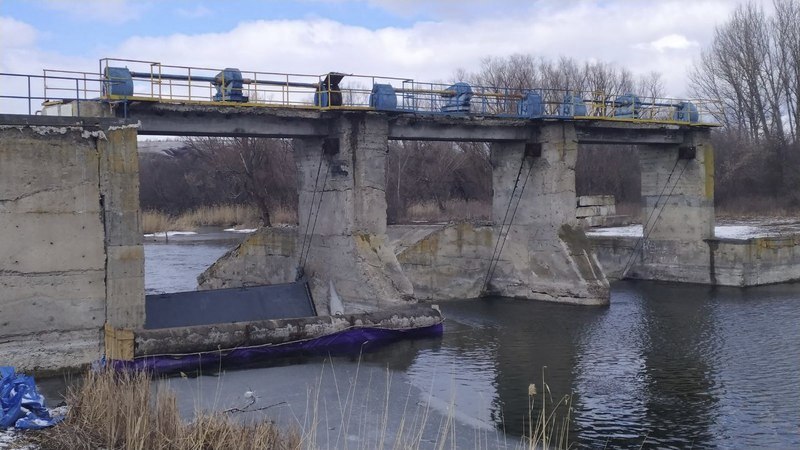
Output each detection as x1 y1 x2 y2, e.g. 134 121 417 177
142 205 298 234
522 370 573 450
25 365 577 450
34 370 299 450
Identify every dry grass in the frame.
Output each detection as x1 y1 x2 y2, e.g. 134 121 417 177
23 366 577 450
34 369 299 450
716 196 800 220
142 211 175 235
401 200 491 223
142 205 298 234
172 205 262 230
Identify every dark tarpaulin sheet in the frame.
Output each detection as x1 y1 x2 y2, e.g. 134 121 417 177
114 323 443 374
145 281 316 329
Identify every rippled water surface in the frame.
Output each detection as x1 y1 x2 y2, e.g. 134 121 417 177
147 235 800 448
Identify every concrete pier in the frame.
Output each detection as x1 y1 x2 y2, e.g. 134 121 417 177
294 114 414 312
395 123 608 304
486 124 609 303
0 115 143 372
622 131 716 282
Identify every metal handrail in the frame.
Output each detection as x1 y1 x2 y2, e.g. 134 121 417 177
1 64 724 125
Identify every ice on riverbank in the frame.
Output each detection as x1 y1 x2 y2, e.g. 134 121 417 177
223 228 257 233
143 231 198 237
586 221 800 240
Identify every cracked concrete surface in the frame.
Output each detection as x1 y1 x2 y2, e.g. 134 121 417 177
0 124 144 372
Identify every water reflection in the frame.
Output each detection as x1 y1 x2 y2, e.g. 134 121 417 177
141 234 800 448
573 282 721 448
428 281 800 448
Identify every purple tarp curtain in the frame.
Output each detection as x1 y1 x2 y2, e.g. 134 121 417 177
113 323 444 374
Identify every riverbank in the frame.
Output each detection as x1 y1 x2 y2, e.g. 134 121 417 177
142 205 297 234
5 367 569 450
141 200 495 235
21 370 298 450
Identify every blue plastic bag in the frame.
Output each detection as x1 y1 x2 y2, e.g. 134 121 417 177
0 366 63 430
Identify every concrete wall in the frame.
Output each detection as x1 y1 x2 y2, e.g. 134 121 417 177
592 234 800 286
198 226 299 289
0 120 143 373
577 195 631 228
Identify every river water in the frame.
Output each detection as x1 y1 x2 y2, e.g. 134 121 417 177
143 232 800 449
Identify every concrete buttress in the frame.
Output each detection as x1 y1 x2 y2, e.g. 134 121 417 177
294 113 414 312
628 130 716 282
486 123 609 304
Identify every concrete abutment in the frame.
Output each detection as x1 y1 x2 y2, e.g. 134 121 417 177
0 117 144 372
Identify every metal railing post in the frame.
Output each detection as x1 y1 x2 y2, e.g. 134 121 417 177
75 78 80 116
27 75 31 115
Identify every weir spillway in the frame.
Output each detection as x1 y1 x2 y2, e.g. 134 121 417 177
3 95 797 374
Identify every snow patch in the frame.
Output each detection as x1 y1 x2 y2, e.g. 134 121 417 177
586 223 793 240
0 429 37 450
224 228 257 233
585 224 643 237
80 129 106 140
143 231 198 237
714 225 763 239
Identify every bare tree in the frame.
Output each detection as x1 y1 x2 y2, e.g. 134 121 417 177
184 137 296 226
689 0 799 206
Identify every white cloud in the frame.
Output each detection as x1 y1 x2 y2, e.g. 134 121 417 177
110 1 737 97
0 16 38 49
635 34 699 52
1 0 747 102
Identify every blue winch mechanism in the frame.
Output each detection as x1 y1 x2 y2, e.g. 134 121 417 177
558 93 587 117
213 68 246 102
673 101 699 122
369 84 398 111
103 67 134 97
518 90 544 118
614 93 642 118
441 82 473 113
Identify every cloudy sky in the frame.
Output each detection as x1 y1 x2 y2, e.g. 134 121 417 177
0 0 762 99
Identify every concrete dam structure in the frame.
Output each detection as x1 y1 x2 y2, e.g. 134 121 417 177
2 59 798 372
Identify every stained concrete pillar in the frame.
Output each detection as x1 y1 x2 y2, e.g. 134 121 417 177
488 123 609 305
295 112 413 312
631 130 715 282
99 127 145 329
0 118 144 372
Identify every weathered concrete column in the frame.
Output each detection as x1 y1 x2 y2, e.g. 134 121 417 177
0 118 144 372
487 123 609 304
99 127 145 329
295 112 413 312
630 130 715 282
